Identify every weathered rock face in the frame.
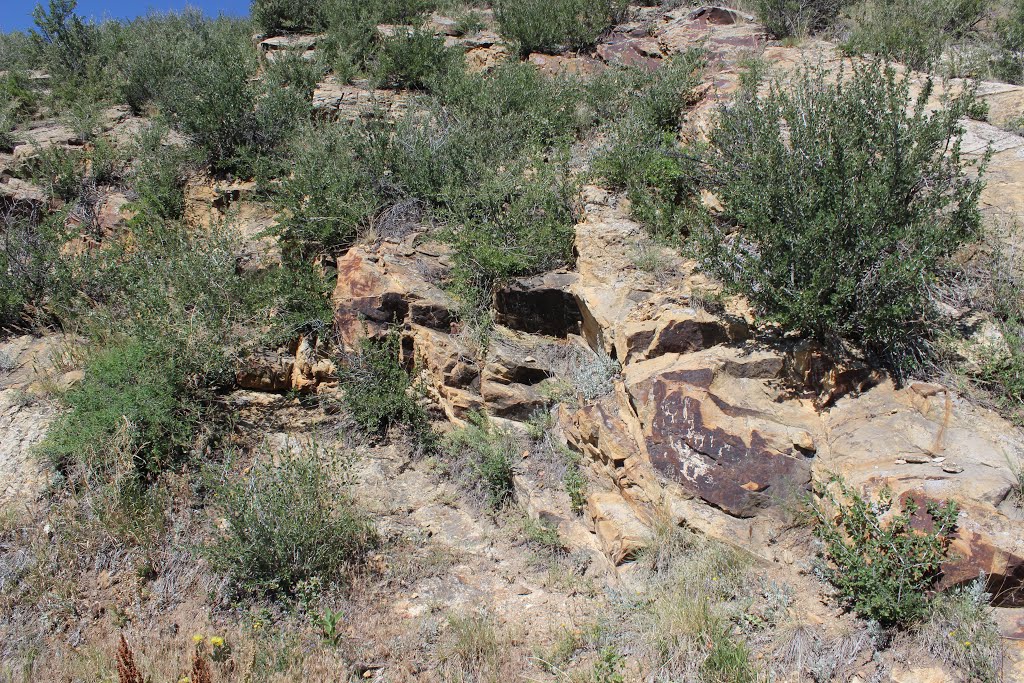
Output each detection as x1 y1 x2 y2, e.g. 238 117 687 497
313 76 410 121
331 236 455 347
320 7 1024 606
235 350 294 393
596 27 664 71
331 233 586 423
0 335 80 504
492 272 581 338
234 335 338 395
327 181 1024 597
0 177 47 211
183 176 281 269
554 185 1024 596
259 34 320 62
527 53 606 78
624 352 813 518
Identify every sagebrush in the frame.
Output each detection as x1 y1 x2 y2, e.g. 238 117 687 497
205 446 377 597
697 60 985 367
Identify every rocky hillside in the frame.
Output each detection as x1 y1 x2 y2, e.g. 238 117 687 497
2 2 1024 682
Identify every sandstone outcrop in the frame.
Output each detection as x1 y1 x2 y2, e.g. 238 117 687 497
0 335 80 504
183 176 281 269
324 30 1024 607
313 76 410 121
258 33 319 62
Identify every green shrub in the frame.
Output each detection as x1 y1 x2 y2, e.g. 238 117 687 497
0 31 38 72
205 446 377 597
446 158 577 292
27 145 85 202
0 68 38 150
126 123 194 222
375 29 461 90
809 478 959 626
152 32 259 172
40 338 194 478
278 59 604 310
362 62 591 305
271 123 383 258
697 61 984 365
977 322 1024 424
437 61 594 148
993 0 1024 84
120 11 308 175
338 329 434 444
26 140 123 204
120 10 237 113
699 627 757 683
250 260 335 347
73 221 263 372
263 48 326 99
598 129 701 239
592 647 626 683
495 0 628 56
0 70 39 120
454 11 486 37
443 412 517 509
251 0 330 34
43 221 275 471
30 0 96 79
594 52 705 238
0 104 18 152
754 0 850 38
321 0 441 81
0 211 68 327
843 0 986 71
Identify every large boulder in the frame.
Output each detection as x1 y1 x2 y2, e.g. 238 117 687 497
561 345 816 550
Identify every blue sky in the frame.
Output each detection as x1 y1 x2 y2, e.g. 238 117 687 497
1 1 250 33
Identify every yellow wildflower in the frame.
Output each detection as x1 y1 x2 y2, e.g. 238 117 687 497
210 636 225 648
964 641 972 647
179 678 191 683
191 634 204 644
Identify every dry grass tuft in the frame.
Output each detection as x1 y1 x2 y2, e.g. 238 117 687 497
915 579 1004 683
437 611 521 683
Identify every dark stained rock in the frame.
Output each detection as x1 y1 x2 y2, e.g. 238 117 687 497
492 272 582 338
630 368 812 517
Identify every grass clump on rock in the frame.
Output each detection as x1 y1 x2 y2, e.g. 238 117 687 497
443 412 518 510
